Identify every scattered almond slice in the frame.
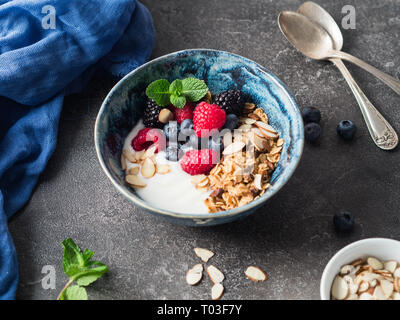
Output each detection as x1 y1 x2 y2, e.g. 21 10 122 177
244 118 256 125
255 121 277 134
394 267 400 278
340 265 355 276
395 278 400 293
384 261 398 274
123 149 137 163
207 265 224 284
128 166 140 175
380 279 394 298
158 108 174 123
211 283 224 300
258 127 278 139
331 276 349 300
358 281 369 293
141 157 156 178
351 258 364 267
194 248 214 263
359 292 373 300
223 141 245 155
134 150 145 161
186 264 203 286
156 164 170 174
143 145 157 159
125 174 146 188
245 266 267 282
367 257 383 270
393 292 400 300
373 285 386 300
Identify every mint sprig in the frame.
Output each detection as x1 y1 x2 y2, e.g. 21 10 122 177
57 238 109 300
146 77 209 108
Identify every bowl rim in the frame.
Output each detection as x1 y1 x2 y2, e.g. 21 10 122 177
320 237 400 300
94 48 304 220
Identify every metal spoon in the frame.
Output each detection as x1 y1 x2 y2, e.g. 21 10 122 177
278 11 400 96
278 9 398 150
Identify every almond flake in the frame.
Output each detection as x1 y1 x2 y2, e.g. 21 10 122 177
121 153 127 171
331 276 349 300
359 292 373 300
358 281 369 293
373 285 386 300
223 141 245 155
125 175 146 188
394 267 400 278
158 108 174 123
346 293 358 300
143 145 157 159
367 257 383 270
258 127 278 139
186 264 203 286
253 174 262 190
380 279 394 298
207 265 224 284
134 150 145 161
393 292 400 300
244 118 257 125
141 158 156 178
194 248 214 263
128 166 140 175
276 138 284 147
156 164 171 174
255 121 277 134
123 149 137 163
245 266 267 282
384 261 398 274
340 265 355 276
211 283 224 300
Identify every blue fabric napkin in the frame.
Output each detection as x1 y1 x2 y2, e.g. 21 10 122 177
0 0 154 299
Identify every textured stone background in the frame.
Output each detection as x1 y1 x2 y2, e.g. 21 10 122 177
9 0 400 299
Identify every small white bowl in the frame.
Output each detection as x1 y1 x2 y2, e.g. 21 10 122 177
320 238 400 300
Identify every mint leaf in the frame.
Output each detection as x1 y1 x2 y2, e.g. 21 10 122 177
170 94 186 109
62 238 86 277
169 79 183 96
76 262 109 286
181 78 208 102
60 285 88 300
145 79 171 106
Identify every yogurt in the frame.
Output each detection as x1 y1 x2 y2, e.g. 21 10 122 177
123 120 210 214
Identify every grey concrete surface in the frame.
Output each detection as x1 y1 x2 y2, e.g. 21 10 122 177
8 0 400 299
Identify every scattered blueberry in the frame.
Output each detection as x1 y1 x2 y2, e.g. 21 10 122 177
208 134 224 153
337 120 357 140
223 114 239 131
333 210 355 233
180 119 193 133
304 122 322 142
301 107 321 123
163 121 180 142
165 145 181 162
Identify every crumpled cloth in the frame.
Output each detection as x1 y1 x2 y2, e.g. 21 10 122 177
0 0 154 299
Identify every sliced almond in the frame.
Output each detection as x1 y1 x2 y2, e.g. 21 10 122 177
276 138 284 147
191 175 207 185
351 258 364 267
207 265 224 284
369 279 378 288
141 157 156 178
125 174 146 188
158 108 174 123
340 265 355 276
134 150 145 161
143 145 157 159
395 278 400 292
358 281 369 293
197 178 210 188
359 292 373 300
249 132 267 151
258 127 279 139
331 276 349 300
194 248 214 263
121 153 127 170
223 141 245 155
245 266 267 282
367 257 383 270
343 275 359 294
346 293 358 300
156 164 171 174
393 292 400 300
373 285 386 300
253 174 263 190
380 279 394 298
123 149 137 163
211 283 224 300
186 264 203 286
238 124 252 131
394 267 400 278
128 166 140 175
384 261 398 274
255 121 277 134
244 118 257 125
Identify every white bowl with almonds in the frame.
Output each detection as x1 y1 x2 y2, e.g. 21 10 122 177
320 238 400 300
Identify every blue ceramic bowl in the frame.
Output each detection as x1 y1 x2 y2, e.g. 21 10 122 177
94 49 304 226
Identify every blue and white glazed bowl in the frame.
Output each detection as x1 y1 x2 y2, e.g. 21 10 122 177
94 49 304 226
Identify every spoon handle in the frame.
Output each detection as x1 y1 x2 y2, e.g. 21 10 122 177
331 58 398 150
332 51 400 96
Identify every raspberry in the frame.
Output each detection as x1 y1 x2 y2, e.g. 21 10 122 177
180 149 218 175
131 128 166 152
171 102 194 124
193 102 226 138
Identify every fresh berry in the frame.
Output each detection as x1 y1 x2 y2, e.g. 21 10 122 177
180 119 193 133
337 120 357 140
333 210 355 233
301 107 321 124
180 149 218 175
165 145 181 162
223 114 239 131
193 102 226 138
131 128 166 152
208 134 224 153
171 102 194 124
143 99 164 128
163 121 180 142
213 90 245 115
304 122 321 142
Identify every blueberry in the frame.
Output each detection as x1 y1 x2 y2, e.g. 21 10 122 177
337 120 357 140
304 122 321 142
333 210 355 233
180 119 193 133
301 107 321 123
163 121 180 142
164 145 181 162
223 114 239 130
208 135 224 153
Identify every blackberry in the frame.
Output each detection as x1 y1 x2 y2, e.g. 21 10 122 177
143 99 163 128
213 90 245 115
